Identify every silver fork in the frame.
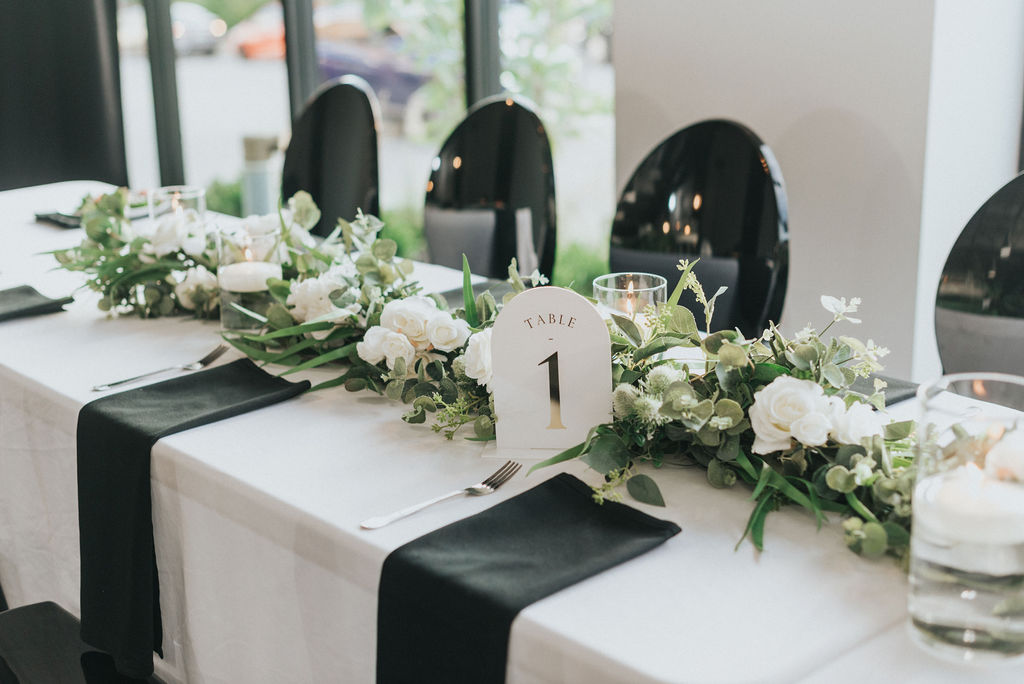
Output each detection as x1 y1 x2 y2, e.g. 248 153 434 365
91 344 229 391
360 460 522 529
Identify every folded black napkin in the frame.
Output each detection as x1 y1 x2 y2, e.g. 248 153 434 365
77 359 310 677
0 285 73 322
850 373 919 406
376 472 681 684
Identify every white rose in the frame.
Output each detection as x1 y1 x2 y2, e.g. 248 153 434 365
287 274 358 338
829 398 884 445
174 265 218 311
426 312 471 352
357 326 389 365
381 330 416 371
462 328 493 391
984 431 1024 482
790 412 832 447
749 376 830 454
380 296 437 348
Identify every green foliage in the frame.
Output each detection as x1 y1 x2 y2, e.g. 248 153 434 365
552 242 608 295
206 178 243 217
379 207 427 260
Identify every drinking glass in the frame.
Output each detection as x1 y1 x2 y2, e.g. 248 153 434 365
909 373 1024 662
148 185 206 222
592 272 667 320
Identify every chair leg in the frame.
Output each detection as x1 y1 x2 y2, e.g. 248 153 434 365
0 582 7 612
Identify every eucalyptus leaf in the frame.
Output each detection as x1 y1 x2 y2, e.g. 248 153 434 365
626 474 666 506
610 314 643 347
884 420 914 441
580 434 630 475
860 522 888 558
634 336 689 362
825 465 858 493
717 341 749 368
881 521 910 548
821 363 845 388
371 238 398 261
717 435 740 461
702 330 738 354
707 459 737 488
665 304 698 335
412 395 436 412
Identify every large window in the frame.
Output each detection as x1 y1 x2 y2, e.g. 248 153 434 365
118 0 614 285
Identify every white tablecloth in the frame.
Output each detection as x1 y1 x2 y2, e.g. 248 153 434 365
0 181 1019 683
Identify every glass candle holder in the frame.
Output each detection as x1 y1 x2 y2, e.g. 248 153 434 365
592 272 667 320
216 224 283 333
909 373 1024 663
149 185 206 222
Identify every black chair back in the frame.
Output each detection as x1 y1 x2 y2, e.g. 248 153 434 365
610 120 788 336
424 96 556 279
0 0 128 190
282 76 380 236
935 172 1024 373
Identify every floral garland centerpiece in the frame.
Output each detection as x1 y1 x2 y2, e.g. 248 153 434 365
55 191 916 563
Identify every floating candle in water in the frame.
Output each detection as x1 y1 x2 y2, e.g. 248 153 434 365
217 261 282 293
914 461 1024 546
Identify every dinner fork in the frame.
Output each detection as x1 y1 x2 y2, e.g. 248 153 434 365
91 344 229 391
360 460 522 529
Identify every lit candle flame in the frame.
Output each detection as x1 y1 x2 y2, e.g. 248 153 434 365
243 247 254 262
626 280 635 317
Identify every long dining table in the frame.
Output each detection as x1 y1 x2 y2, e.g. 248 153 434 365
0 180 1020 683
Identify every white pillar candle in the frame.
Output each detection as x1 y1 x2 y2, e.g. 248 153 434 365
914 462 1024 546
217 261 282 293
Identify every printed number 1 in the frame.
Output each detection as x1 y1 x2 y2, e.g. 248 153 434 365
539 351 567 430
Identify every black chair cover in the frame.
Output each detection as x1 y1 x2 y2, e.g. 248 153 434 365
281 75 381 237
424 95 556 279
610 120 788 336
0 0 128 190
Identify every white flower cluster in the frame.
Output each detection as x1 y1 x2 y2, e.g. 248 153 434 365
357 296 472 373
174 265 218 312
137 212 208 259
749 375 884 455
286 266 361 338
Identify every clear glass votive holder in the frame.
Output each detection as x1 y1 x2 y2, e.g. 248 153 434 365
592 272 667 320
216 224 283 333
149 185 206 222
909 373 1024 663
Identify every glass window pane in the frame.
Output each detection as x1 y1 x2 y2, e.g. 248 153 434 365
314 0 466 258
498 0 614 289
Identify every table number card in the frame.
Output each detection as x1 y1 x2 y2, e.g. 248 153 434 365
491 286 611 453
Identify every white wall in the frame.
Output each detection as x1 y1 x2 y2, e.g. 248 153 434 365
613 0 1023 380
914 1 1024 379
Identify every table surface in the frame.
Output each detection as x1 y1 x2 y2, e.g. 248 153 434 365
0 181 1019 684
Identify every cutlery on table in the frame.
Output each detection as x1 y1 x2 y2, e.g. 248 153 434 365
360 460 523 529
91 344 229 392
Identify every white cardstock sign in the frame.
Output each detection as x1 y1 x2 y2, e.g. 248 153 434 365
490 286 612 454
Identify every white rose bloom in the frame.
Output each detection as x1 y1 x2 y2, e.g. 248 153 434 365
984 431 1024 482
287 274 352 324
829 398 884 445
357 326 389 365
239 214 285 261
174 265 218 311
790 412 832 446
462 328 494 391
380 296 437 348
381 330 416 371
426 311 471 352
749 376 831 454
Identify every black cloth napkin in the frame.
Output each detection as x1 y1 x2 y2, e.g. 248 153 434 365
0 285 73 322
850 373 919 406
376 472 681 684
77 358 310 677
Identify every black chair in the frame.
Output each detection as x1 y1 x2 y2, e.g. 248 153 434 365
0 602 163 683
0 0 128 191
610 119 788 336
281 75 381 237
935 172 1024 374
0 581 6 612
424 95 556 279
